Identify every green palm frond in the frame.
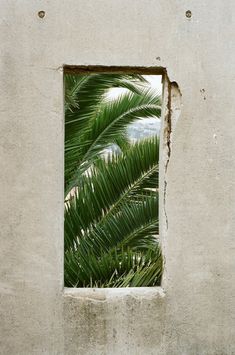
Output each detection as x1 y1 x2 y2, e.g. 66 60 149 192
65 73 148 136
65 246 162 288
64 137 161 287
64 74 90 111
80 196 158 254
64 73 162 288
65 90 161 195
64 137 159 252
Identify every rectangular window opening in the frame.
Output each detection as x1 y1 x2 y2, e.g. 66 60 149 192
64 67 164 288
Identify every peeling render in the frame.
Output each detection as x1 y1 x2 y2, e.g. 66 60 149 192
163 77 172 231
162 76 182 231
160 76 182 289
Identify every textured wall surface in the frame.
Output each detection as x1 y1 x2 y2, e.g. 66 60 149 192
0 1 235 354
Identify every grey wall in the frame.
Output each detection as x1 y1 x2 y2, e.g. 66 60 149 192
0 1 235 354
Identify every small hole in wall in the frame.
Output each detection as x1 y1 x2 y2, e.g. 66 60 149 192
63 66 165 288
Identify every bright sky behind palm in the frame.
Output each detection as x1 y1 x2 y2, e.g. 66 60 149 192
106 75 162 99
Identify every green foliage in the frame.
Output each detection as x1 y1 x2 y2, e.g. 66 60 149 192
64 74 161 195
64 73 163 287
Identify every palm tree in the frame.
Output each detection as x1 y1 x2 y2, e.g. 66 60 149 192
64 73 163 287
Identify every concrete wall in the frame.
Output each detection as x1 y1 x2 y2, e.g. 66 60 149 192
0 1 235 354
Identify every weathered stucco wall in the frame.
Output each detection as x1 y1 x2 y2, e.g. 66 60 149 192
0 1 235 354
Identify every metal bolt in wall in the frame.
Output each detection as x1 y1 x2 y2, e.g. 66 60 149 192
38 10 46 19
185 10 192 18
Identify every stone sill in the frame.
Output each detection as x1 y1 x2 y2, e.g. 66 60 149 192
64 287 165 301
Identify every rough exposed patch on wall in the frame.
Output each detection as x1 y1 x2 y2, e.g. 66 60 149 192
64 65 165 75
162 76 181 232
159 75 182 292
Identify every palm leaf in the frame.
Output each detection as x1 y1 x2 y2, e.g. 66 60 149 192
65 93 161 195
64 73 163 287
64 246 162 288
64 137 159 252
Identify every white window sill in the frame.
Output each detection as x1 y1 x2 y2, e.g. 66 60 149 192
64 287 165 301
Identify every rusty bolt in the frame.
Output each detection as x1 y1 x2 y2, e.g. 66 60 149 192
185 10 192 18
38 10 46 19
